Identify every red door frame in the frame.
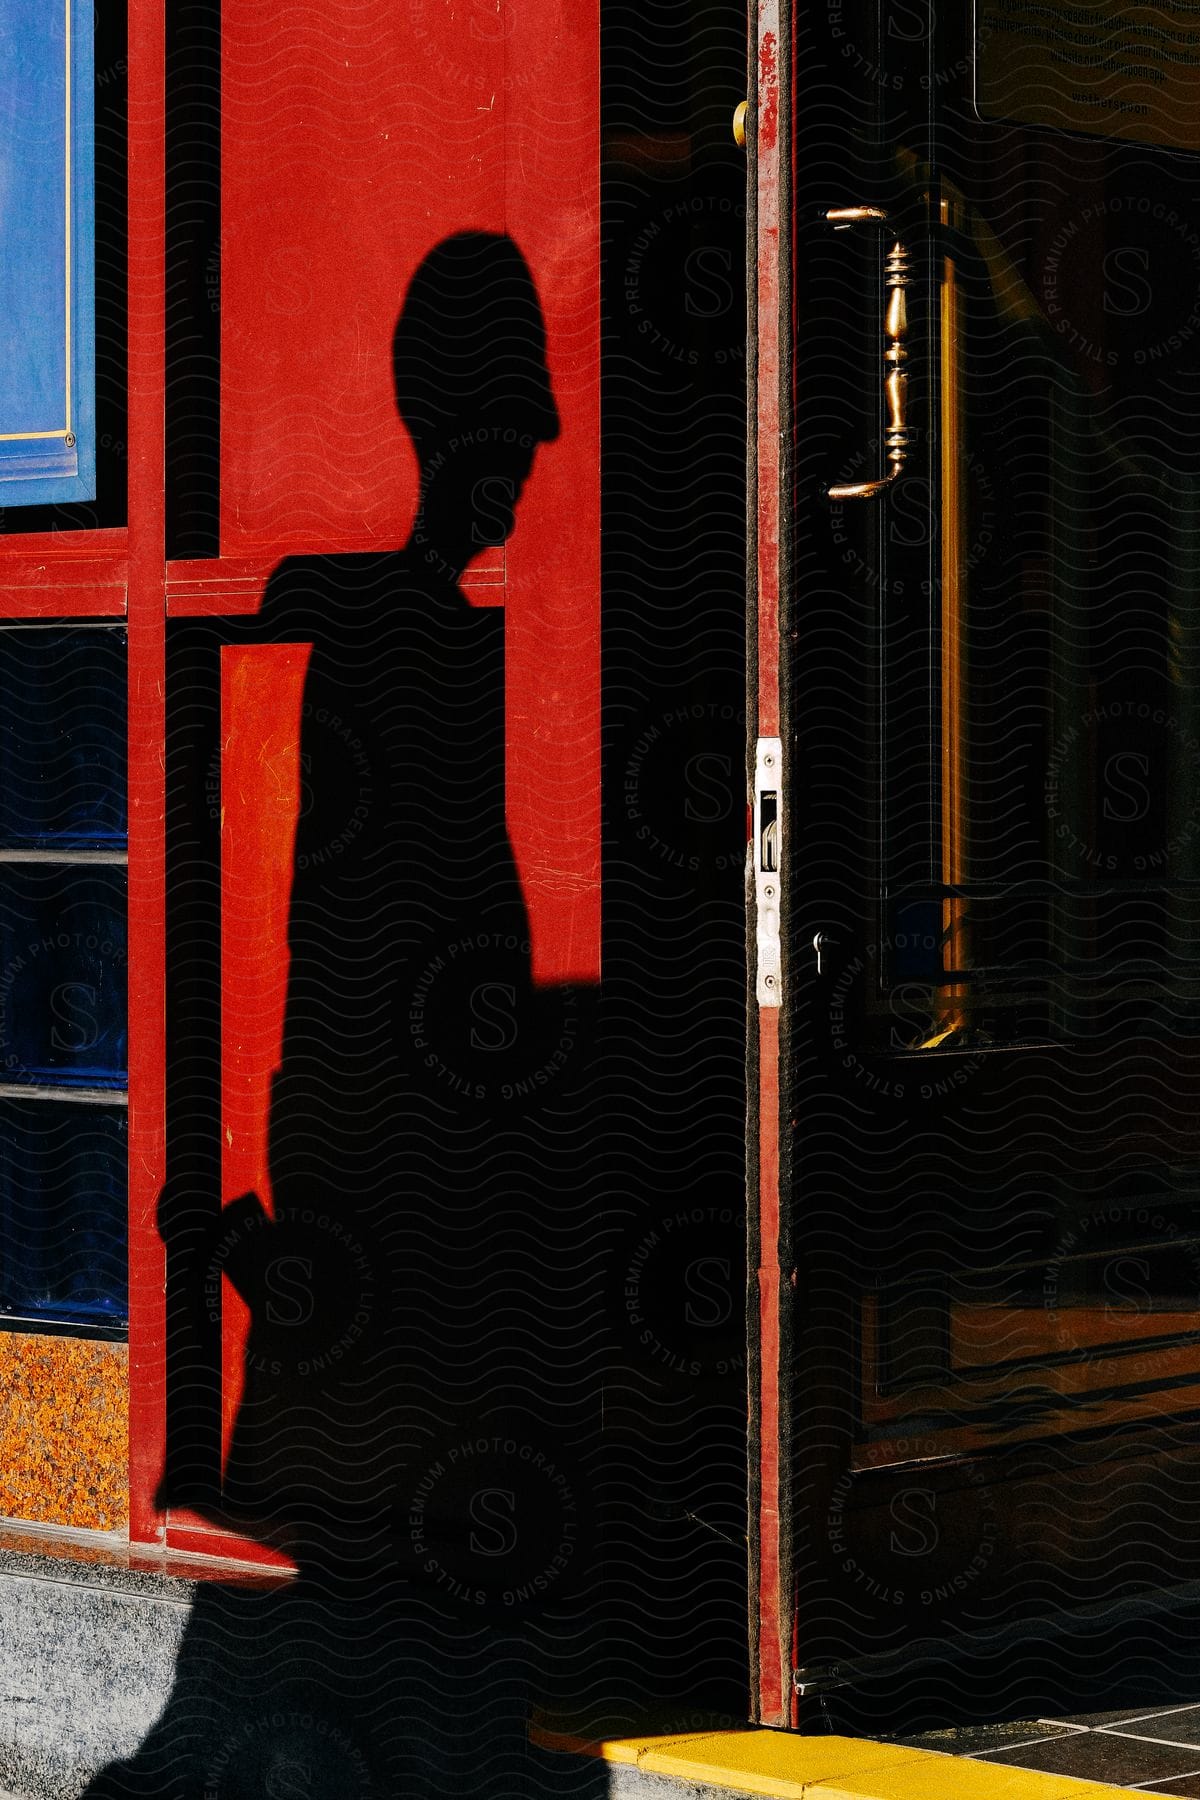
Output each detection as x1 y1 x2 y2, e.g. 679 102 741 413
124 0 168 1549
0 0 599 1566
125 0 597 1562
0 0 168 1539
749 0 794 1727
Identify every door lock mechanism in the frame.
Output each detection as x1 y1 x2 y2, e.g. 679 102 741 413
754 737 783 1006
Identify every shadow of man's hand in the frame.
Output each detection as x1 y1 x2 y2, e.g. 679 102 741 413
155 1179 275 1304
207 1190 276 1305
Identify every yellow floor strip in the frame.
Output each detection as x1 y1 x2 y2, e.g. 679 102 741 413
530 1725 1137 1800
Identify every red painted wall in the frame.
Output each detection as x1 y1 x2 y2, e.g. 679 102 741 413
218 0 600 989
0 0 600 1567
159 0 600 1560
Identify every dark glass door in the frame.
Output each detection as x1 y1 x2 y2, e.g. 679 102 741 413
782 0 1200 1731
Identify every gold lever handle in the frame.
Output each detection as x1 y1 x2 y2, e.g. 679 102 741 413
825 207 911 501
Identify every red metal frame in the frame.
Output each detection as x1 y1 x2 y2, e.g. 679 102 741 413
124 0 168 1548
0 0 599 1574
211 0 599 994
0 532 126 614
216 643 308 1477
156 0 598 1565
751 0 792 1728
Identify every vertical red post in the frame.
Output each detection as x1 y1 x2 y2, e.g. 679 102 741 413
751 0 791 1729
219 643 310 1457
125 0 169 1545
141 0 602 1562
503 0 601 987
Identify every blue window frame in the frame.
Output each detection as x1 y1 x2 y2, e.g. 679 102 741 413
0 0 95 503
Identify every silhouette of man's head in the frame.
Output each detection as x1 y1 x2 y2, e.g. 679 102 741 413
394 232 560 576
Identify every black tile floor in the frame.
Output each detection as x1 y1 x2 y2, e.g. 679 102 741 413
900 1706 1200 1794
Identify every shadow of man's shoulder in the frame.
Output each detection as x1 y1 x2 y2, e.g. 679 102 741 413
253 550 409 644
252 549 478 660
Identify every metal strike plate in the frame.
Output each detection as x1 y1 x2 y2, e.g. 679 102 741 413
793 1660 850 1696
754 737 782 1007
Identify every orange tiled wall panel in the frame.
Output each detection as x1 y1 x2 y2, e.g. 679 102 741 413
0 1335 127 1531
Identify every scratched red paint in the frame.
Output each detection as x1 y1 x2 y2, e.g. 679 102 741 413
219 644 311 1221
125 0 168 1551
218 644 311 1460
0 0 600 1570
759 31 779 151
219 0 600 989
754 0 787 1726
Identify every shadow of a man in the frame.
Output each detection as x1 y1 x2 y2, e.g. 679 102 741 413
85 233 601 1800
211 229 581 1569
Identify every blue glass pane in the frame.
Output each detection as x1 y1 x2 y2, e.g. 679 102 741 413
0 628 126 848
0 0 96 503
0 865 126 1089
0 1099 126 1325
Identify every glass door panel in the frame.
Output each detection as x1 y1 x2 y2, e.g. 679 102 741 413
783 0 1200 1724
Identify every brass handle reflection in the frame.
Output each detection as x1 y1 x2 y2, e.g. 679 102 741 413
825 207 911 501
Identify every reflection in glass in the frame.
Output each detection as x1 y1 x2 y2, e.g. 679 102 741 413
0 628 126 849
0 1100 127 1326
0 865 127 1090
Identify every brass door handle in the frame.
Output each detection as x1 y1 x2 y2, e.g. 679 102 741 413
825 207 911 500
